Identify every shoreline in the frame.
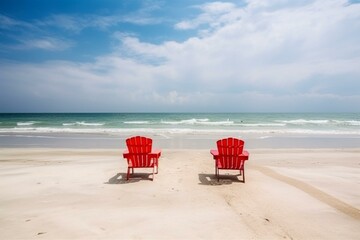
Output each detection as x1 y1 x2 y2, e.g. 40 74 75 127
1 148 359 239
1 132 360 149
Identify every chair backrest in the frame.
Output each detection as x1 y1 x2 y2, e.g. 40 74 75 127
126 136 152 154
125 136 153 167
216 137 245 169
217 137 244 155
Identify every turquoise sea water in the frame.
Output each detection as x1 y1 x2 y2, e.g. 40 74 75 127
0 113 359 148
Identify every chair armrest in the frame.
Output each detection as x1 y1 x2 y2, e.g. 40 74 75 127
151 149 161 158
210 149 218 158
243 150 249 160
123 149 129 158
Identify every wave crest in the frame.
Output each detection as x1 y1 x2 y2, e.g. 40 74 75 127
17 121 39 126
62 122 104 126
161 118 233 126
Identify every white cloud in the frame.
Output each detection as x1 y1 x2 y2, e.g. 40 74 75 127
0 3 163 53
0 15 73 51
40 13 161 33
17 37 73 51
38 0 163 33
38 15 87 32
0 14 36 30
152 91 189 105
175 1 238 30
1 0 360 112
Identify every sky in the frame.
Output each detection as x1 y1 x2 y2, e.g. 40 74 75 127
0 0 360 113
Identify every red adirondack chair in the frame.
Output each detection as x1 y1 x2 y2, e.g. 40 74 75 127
210 137 249 182
123 136 161 181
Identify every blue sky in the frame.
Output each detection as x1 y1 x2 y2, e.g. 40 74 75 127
0 0 360 112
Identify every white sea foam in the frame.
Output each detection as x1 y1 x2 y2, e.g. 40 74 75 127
63 122 104 126
197 121 234 126
77 121 104 126
17 121 39 126
236 123 286 127
161 119 197 125
1 127 360 135
197 118 210 122
278 119 330 125
258 136 271 139
123 121 150 124
63 123 76 126
346 120 360 126
333 120 360 126
161 118 233 126
0 134 58 139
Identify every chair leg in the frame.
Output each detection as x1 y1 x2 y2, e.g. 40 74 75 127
242 169 245 183
152 166 155 181
127 167 130 180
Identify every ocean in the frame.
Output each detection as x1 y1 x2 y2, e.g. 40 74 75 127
0 113 359 148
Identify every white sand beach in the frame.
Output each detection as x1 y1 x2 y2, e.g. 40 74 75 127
0 148 359 239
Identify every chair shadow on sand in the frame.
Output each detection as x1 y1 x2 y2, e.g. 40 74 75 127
198 173 243 186
105 172 155 184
